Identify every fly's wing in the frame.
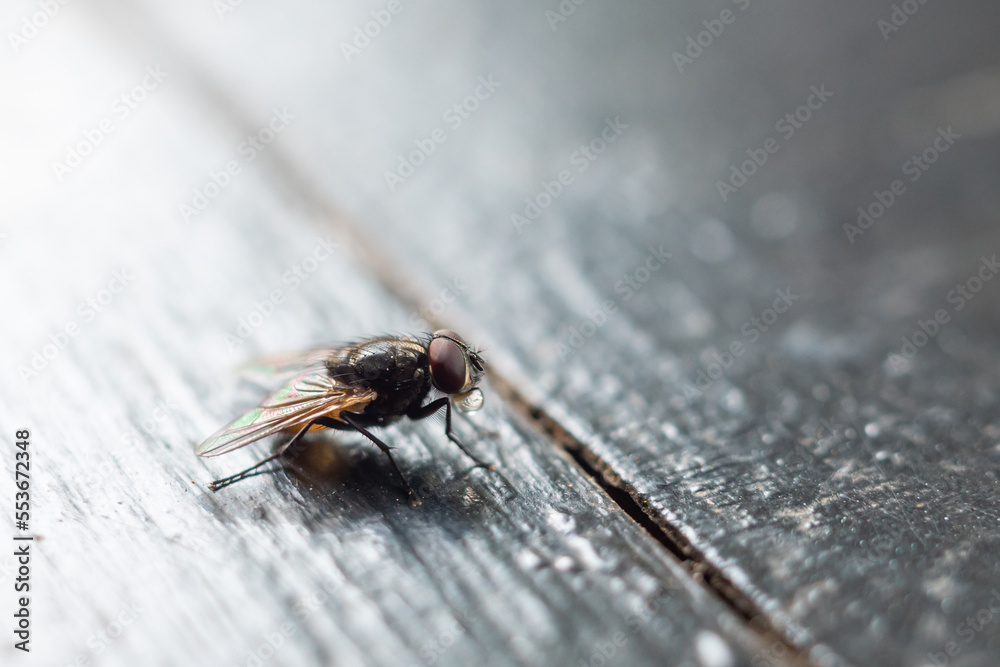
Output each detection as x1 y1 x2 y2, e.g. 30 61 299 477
195 366 376 458
237 348 341 386
239 349 339 375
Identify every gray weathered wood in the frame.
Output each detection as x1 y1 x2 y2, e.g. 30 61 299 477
109 0 1000 665
0 6 784 666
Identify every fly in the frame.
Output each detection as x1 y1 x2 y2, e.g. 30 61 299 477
196 330 490 506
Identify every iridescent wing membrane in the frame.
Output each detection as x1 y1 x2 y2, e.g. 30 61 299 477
195 362 377 458
238 349 335 379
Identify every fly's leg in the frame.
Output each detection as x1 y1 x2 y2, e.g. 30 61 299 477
207 420 314 492
407 398 495 470
327 414 421 507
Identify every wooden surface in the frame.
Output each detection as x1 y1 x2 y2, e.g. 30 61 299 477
3 1 1000 666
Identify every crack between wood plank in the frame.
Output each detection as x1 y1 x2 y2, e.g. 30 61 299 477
486 375 819 667
212 112 822 667
230 138 822 663
215 111 822 667
94 5 826 661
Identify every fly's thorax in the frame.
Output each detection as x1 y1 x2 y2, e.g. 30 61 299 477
330 337 432 418
324 336 424 383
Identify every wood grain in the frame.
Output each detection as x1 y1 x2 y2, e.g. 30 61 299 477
95 1 1000 665
0 5 783 666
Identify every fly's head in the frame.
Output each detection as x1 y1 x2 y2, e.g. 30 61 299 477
427 329 485 413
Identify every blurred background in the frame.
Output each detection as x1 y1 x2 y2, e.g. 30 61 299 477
3 0 999 371
2 1 1000 666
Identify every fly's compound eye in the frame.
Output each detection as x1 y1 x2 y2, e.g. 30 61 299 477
429 332 469 394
